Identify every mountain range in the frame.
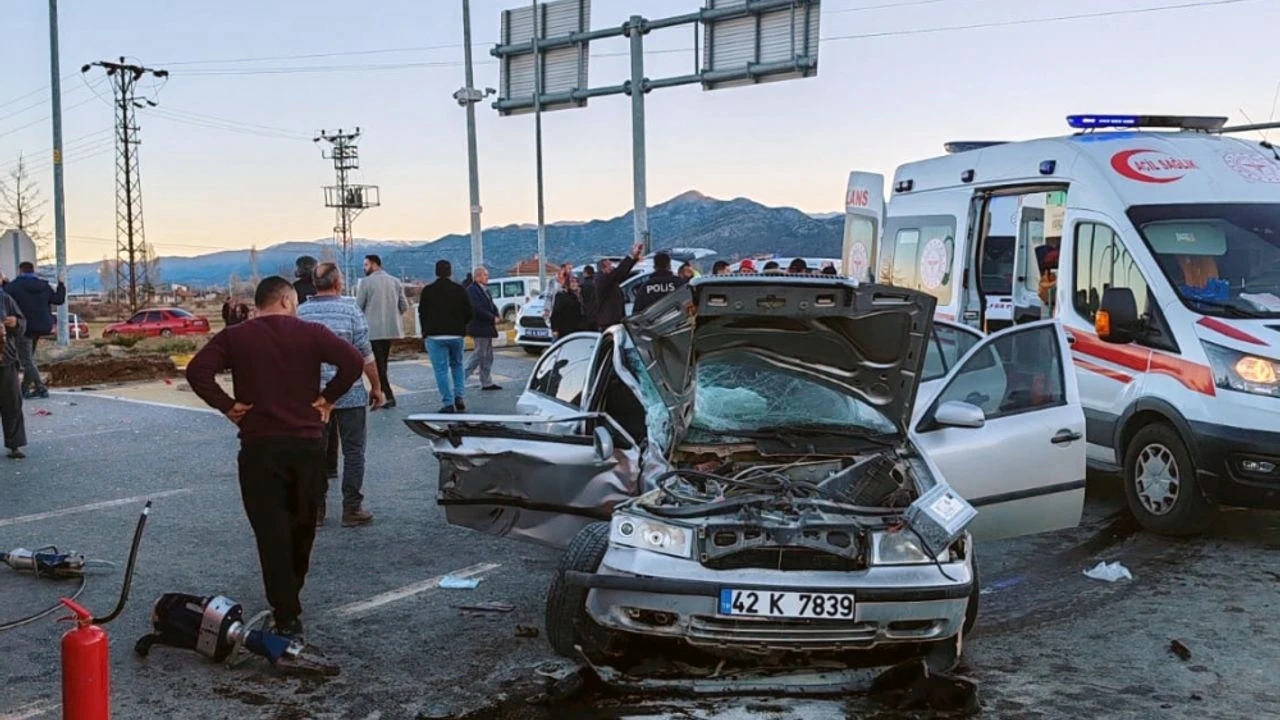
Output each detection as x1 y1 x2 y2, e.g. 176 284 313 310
64 191 845 291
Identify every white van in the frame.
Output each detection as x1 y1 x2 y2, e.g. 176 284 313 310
849 114 1280 536
486 276 541 323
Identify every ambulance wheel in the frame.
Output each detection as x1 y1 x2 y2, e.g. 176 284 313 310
545 522 622 663
1123 423 1214 536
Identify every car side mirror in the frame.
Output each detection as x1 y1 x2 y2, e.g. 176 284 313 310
934 400 986 429
1096 287 1138 344
593 425 614 461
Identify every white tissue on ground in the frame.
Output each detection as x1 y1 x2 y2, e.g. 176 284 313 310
1083 561 1133 582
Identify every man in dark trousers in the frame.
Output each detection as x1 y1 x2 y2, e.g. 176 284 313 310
186 276 363 641
632 251 684 314
2 262 65 399
591 242 643 329
418 260 473 413
0 286 27 459
464 266 502 392
293 256 319 305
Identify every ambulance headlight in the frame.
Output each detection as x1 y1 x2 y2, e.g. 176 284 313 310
1203 341 1280 398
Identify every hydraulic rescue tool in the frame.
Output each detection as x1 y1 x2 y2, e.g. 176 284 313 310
134 594 340 676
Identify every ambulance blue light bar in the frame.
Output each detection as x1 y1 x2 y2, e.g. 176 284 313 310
1067 114 1228 132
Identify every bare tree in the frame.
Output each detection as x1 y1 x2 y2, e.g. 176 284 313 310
0 154 51 266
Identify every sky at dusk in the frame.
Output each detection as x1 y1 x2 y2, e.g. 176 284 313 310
2 0 1277 263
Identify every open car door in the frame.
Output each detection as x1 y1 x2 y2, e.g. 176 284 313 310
910 320 1085 542
405 413 642 549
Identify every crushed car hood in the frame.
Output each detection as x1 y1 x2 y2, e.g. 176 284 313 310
622 276 936 437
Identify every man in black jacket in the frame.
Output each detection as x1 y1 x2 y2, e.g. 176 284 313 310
418 260 474 413
3 262 65 399
579 265 596 314
293 256 319 305
0 287 27 458
591 242 643 329
632 251 685 314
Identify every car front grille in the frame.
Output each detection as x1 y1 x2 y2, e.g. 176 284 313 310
700 548 865 572
687 615 880 650
519 315 547 329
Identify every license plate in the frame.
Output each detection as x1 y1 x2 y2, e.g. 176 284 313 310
718 589 855 619
525 328 549 337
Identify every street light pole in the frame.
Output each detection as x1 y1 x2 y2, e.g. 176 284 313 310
459 0 488 273
48 0 69 346
532 0 547 292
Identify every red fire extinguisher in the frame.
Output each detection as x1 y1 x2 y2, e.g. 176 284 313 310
60 598 110 720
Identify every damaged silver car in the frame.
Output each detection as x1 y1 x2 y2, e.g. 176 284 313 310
407 276 1086 667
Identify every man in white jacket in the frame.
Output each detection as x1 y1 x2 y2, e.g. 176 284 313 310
356 255 409 409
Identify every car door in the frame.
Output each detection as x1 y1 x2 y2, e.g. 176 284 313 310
910 320 1085 541
405 413 642 548
514 332 601 421
915 320 985 416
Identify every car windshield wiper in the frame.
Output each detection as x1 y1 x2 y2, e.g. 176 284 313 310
724 425 899 447
1182 297 1264 318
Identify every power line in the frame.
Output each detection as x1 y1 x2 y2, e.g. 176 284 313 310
145 106 312 141
1 128 114 175
0 72 83 112
158 0 1255 78
0 89 105 138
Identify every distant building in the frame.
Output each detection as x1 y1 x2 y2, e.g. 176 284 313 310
507 258 558 276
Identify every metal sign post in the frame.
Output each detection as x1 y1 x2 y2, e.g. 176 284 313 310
492 0 821 256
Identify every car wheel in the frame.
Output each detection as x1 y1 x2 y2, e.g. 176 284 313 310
544 522 622 663
1123 423 1214 536
523 346 542 356
963 552 980 637
503 307 517 323
160 329 173 337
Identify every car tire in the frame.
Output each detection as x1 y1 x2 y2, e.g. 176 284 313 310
503 307 517 323
1122 422 1214 536
160 329 173 337
523 346 542 356
544 522 621 663
963 552 980 637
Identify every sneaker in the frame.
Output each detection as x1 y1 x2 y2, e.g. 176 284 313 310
438 405 456 414
269 617 305 643
341 507 374 527
36 389 49 399
455 398 466 411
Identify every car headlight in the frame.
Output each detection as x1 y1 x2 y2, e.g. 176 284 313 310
609 514 693 559
871 530 937 565
1203 341 1280 398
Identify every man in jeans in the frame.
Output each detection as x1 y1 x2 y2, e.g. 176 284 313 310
185 276 364 642
356 254 408 409
1 262 66 399
417 260 472 413
465 266 502 392
297 263 384 527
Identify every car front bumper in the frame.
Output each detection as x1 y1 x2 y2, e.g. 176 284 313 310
1190 420 1280 510
572 544 972 653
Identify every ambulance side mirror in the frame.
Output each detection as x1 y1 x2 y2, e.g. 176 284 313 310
1096 287 1139 344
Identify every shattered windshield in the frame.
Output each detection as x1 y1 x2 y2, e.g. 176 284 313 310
690 352 897 436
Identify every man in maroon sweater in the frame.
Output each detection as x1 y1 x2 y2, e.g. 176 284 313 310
186 276 364 640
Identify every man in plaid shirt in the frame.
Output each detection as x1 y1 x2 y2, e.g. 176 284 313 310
297 262 385 527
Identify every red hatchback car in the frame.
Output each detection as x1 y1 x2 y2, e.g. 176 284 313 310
103 308 211 338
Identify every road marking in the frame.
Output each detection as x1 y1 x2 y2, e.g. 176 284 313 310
0 701 59 720
48 390 220 415
331 562 501 618
0 489 192 528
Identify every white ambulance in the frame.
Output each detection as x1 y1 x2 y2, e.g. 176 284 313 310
847 114 1280 536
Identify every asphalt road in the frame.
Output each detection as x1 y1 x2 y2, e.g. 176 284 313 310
1 348 1278 720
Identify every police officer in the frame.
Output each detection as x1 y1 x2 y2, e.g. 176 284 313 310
632 251 683 314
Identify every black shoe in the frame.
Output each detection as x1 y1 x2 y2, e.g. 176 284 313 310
36 389 49 399
438 405 456 414
454 398 466 412
383 399 397 409
6 448 25 460
270 617 305 642
482 384 502 391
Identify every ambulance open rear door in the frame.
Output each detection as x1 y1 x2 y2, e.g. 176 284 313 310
842 171 885 283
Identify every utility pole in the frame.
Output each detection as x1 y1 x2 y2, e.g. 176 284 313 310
82 57 168 314
47 0 68 345
315 128 379 292
455 0 495 272
532 0 548 291
626 16 649 253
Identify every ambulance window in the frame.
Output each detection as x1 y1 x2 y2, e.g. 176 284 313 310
1072 223 1150 322
891 230 919 288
